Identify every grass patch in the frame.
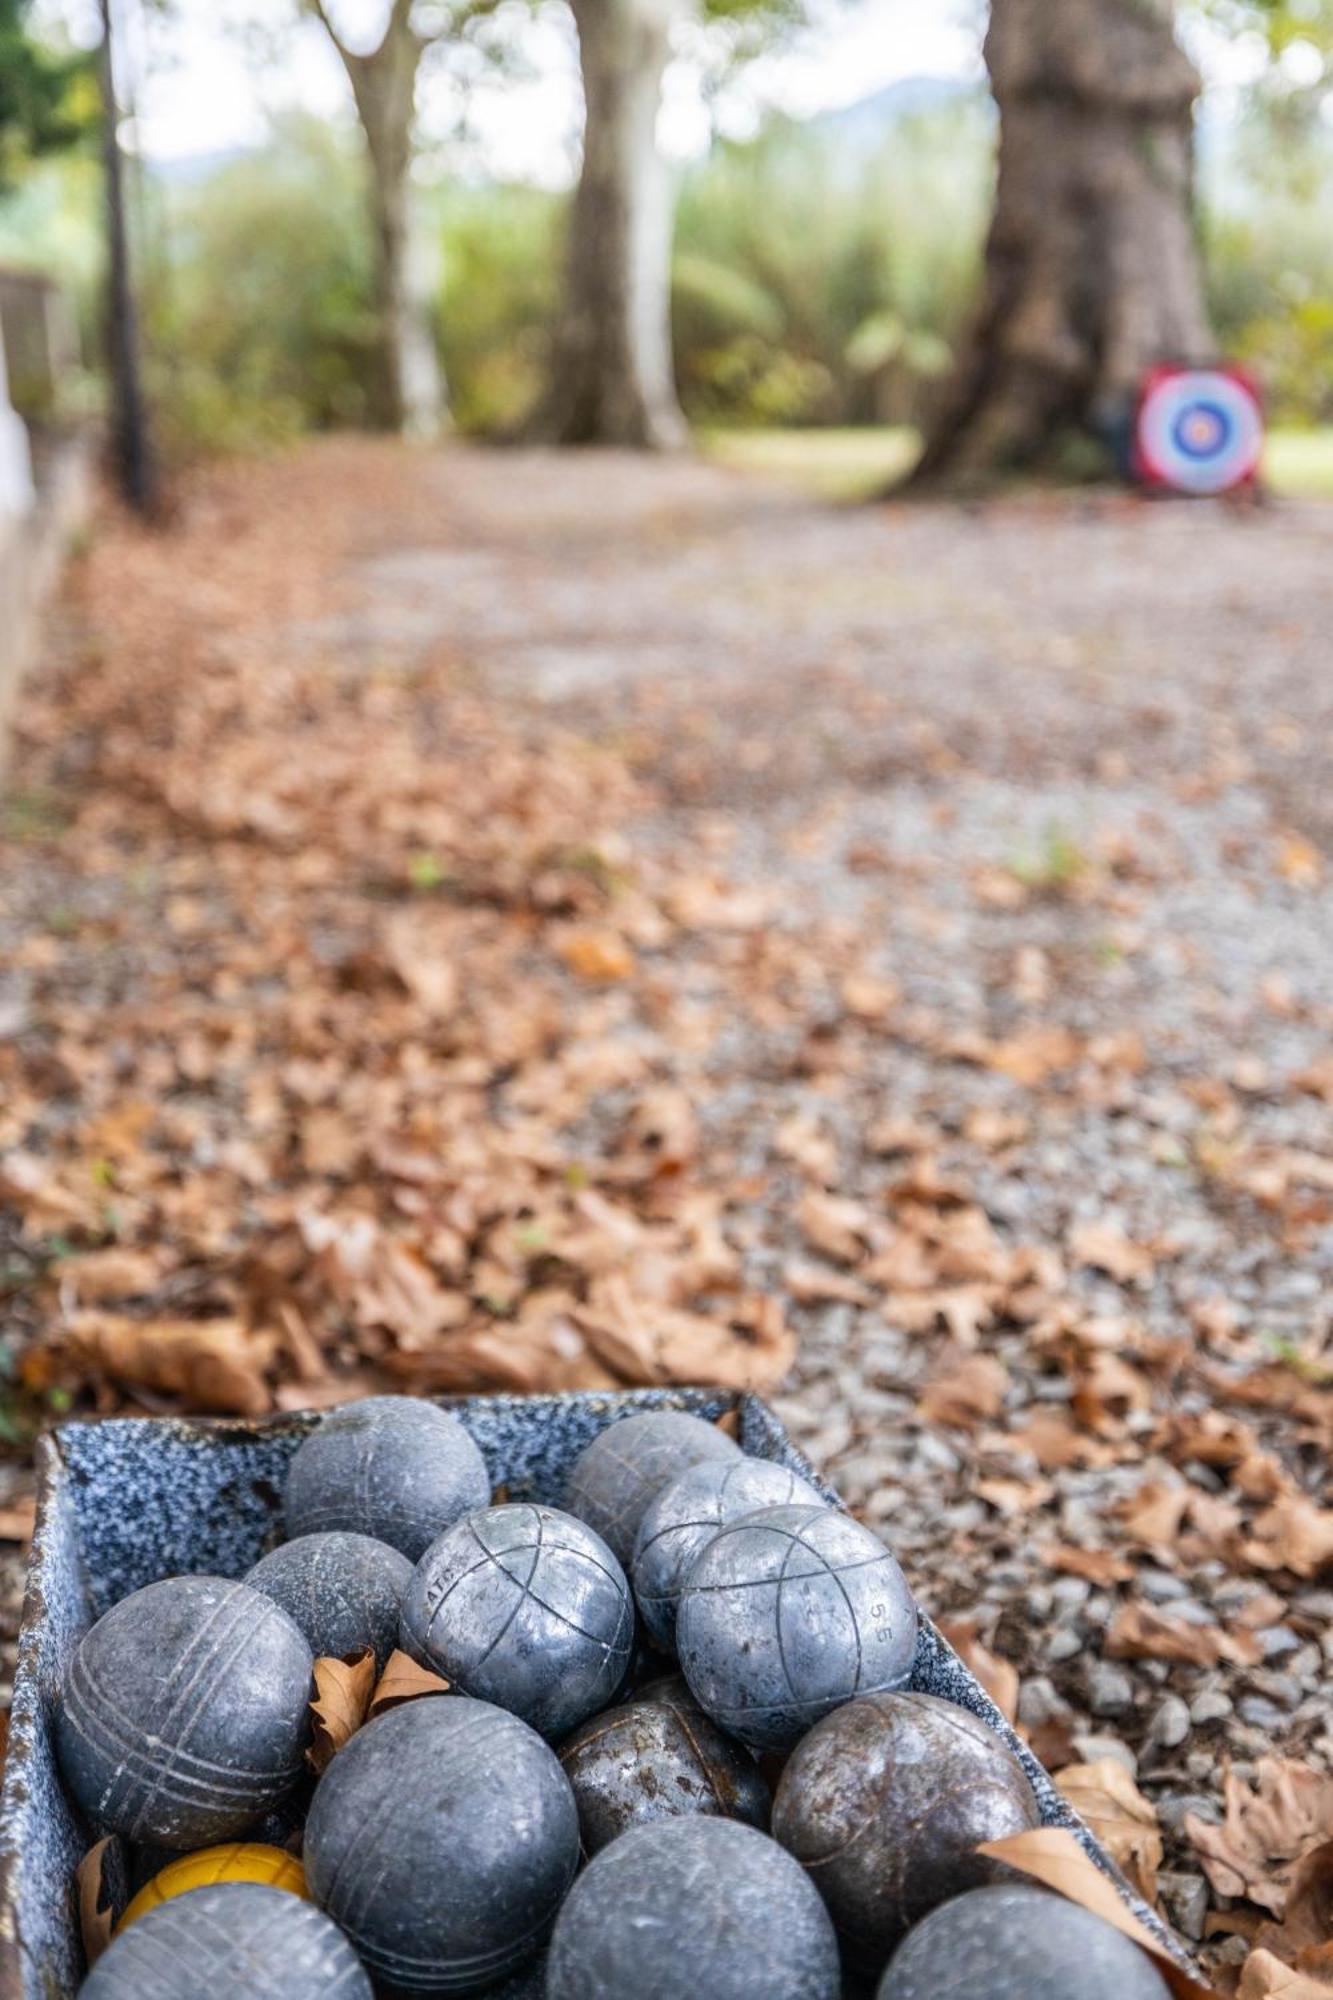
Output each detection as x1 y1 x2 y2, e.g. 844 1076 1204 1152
700 423 1333 503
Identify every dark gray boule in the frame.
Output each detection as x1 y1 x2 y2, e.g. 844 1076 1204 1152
400 1503 633 1739
56 1577 313 1849
772 1690 1039 1963
632 1456 826 1652
78 1881 372 1999
304 1696 579 1994
557 1687 769 1854
545 1816 841 2000
676 1504 917 1751
246 1532 413 1667
877 1884 1173 1999
563 1411 740 1565
284 1397 490 1561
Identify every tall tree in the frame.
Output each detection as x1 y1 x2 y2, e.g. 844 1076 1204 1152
911 0 1213 488
542 0 807 449
306 0 469 437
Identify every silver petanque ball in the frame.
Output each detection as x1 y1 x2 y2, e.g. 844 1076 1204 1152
400 1503 634 1739
877 1884 1173 2000
304 1696 579 1995
545 1817 841 2000
284 1397 491 1561
676 1504 917 1751
56 1576 313 1849
632 1456 826 1652
246 1532 413 1668
77 1881 372 2000
772 1691 1039 1964
557 1682 769 1855
564 1411 740 1565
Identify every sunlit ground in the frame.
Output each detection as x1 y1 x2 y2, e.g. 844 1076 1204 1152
702 424 1333 501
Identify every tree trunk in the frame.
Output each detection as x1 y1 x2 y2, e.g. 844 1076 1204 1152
317 1 444 438
910 0 1212 489
98 0 156 515
542 0 686 448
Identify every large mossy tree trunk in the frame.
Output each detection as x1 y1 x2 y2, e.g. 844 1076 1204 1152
541 0 686 448
313 0 445 438
910 0 1212 489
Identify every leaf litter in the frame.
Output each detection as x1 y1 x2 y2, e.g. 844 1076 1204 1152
3 445 1333 1989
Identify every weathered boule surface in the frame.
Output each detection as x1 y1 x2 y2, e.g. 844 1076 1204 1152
564 1411 740 1565
877 1883 1172 1999
78 1880 372 1999
545 1816 841 2000
557 1687 769 1854
676 1503 916 1750
56 1576 312 1849
284 1397 490 1560
772 1689 1039 1964
631 1456 826 1652
246 1531 413 1668
401 1502 633 1738
304 1695 579 1994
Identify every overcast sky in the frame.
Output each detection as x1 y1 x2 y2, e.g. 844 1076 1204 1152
50 0 1275 182
101 0 985 178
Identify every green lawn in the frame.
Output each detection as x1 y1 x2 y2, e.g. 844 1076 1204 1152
701 424 1333 503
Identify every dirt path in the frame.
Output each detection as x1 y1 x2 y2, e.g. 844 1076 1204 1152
4 442 1333 1977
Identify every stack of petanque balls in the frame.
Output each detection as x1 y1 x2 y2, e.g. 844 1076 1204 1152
54 1396 1174 1999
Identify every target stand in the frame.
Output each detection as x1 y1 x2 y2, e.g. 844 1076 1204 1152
1133 364 1264 497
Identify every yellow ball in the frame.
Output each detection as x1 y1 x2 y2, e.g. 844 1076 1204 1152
116 1842 307 1934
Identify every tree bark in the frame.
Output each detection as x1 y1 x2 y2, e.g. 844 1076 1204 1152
910 0 1212 489
541 0 686 448
314 0 444 438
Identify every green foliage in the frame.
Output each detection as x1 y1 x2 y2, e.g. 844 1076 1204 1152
0 0 90 190
145 120 381 454
1202 101 1333 421
435 180 562 433
672 99 991 426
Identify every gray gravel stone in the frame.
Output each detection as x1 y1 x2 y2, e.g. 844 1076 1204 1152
1147 1695 1191 1751
1085 1660 1134 1717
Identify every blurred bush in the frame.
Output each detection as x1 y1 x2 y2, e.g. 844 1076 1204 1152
673 98 991 428
435 181 561 434
1204 114 1333 423
7 82 1333 452
144 120 380 454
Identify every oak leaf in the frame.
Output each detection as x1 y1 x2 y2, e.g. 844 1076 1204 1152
307 1648 377 1774
368 1649 452 1720
1055 1759 1163 1905
1187 1761 1333 1916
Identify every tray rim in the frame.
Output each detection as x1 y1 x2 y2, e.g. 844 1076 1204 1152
0 1389 1197 1996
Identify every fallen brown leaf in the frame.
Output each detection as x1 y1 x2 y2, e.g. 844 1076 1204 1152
917 1350 1008 1429
307 1648 377 1774
1187 1761 1333 1916
1107 1601 1262 1668
77 1839 122 1968
55 1312 276 1417
937 1616 1019 1723
368 1649 452 1719
979 1826 1215 1999
1070 1221 1156 1285
1055 1759 1163 1905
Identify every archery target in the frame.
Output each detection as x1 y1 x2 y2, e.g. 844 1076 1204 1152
1135 367 1263 495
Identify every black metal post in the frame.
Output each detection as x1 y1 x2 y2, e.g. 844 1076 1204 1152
97 0 156 516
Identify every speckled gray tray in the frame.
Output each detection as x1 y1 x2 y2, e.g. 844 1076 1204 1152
0 1389 1190 1998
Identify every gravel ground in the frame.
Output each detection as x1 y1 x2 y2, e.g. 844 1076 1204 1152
4 445 1333 1971
350 450 1333 1956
